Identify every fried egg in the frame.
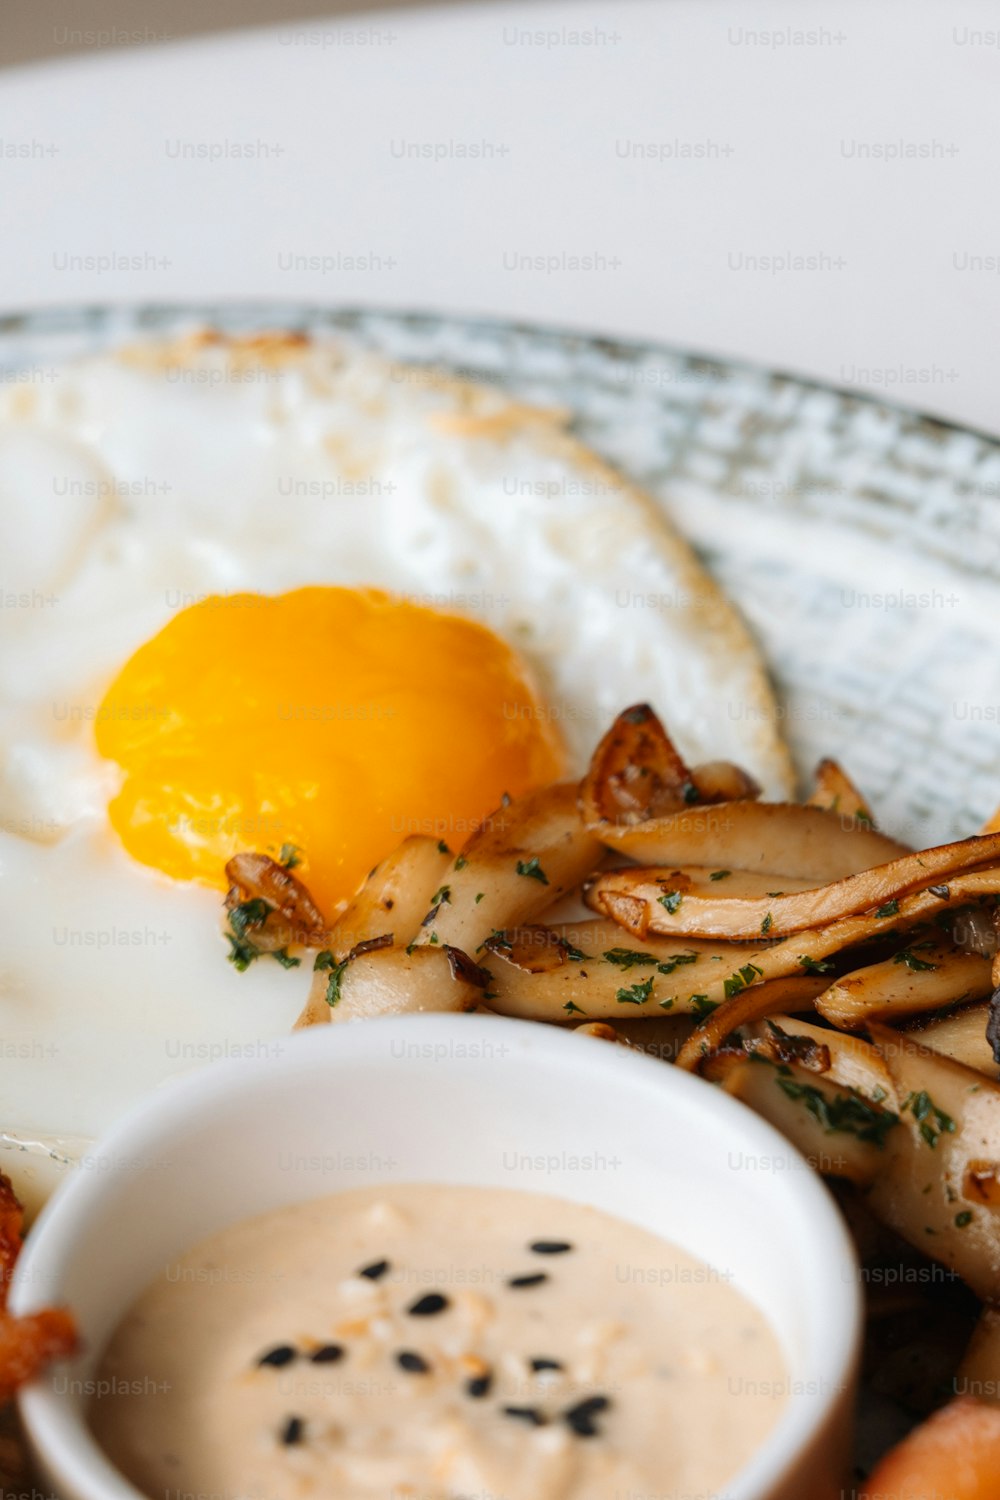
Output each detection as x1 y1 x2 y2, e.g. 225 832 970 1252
0 331 791 1207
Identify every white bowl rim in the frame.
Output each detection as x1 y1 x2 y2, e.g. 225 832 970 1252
13 1012 861 1500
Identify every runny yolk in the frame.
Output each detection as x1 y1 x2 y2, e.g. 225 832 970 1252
95 587 565 916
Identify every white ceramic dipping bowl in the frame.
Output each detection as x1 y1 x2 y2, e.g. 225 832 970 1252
12 1014 861 1500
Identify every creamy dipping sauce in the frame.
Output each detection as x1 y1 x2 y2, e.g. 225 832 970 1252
91 1184 787 1500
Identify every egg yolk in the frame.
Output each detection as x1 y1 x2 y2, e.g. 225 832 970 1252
95 587 564 915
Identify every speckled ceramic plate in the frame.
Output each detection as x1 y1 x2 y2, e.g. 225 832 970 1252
4 301 998 850
2 300 997 1482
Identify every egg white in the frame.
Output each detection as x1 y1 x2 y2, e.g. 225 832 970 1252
0 332 791 1205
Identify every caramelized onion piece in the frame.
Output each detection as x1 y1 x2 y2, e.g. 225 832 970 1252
589 801 908 884
327 836 452 961
303 943 487 1027
806 758 873 823
588 833 1000 941
412 783 603 956
816 941 992 1030
866 1026 1000 1301
904 1001 999 1079
673 977 829 1072
579 703 759 827
479 924 763 1024
225 852 328 948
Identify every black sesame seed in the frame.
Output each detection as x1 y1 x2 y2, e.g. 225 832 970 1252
529 1241 573 1255
503 1405 547 1426
396 1350 430 1373
358 1259 390 1281
530 1357 563 1372
508 1273 548 1289
564 1395 610 1437
465 1371 493 1399
408 1293 449 1317
309 1344 345 1364
257 1345 297 1368
280 1415 305 1446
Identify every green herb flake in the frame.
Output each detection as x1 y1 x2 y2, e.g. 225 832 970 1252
777 1076 899 1148
876 899 900 919
615 977 654 1006
657 951 699 976
761 912 773 935
658 890 683 914
798 955 835 976
955 1210 974 1228
560 941 591 962
682 781 700 805
893 947 938 973
279 843 302 869
722 962 764 1000
709 870 731 882
475 892 485 904
902 1090 956 1149
454 853 468 870
603 947 658 970
516 857 549 885
563 1000 587 1016
430 885 452 907
691 994 718 1019
226 934 259 972
272 949 301 969
228 897 269 941
437 839 451 855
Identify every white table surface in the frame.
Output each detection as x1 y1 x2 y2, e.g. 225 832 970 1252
2 0 999 435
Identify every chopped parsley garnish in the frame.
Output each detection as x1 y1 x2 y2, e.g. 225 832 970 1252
314 949 349 1007
563 1000 587 1016
690 994 718 1019
902 1090 956 1149
437 839 451 854
854 809 873 827
876 899 900 919
955 1210 974 1228
777 1076 899 1147
682 781 700 805
228 897 269 940
516 857 549 885
225 898 277 972
454 853 468 870
798 955 835 976
272 949 301 969
761 913 773 935
559 941 591 962
603 947 658 970
722 963 764 1000
430 885 452 907
658 890 683 914
656 951 699 975
475 892 485 904
709 870 731 882
226 934 259 971
616 977 654 1006
893 947 938 973
279 843 302 869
